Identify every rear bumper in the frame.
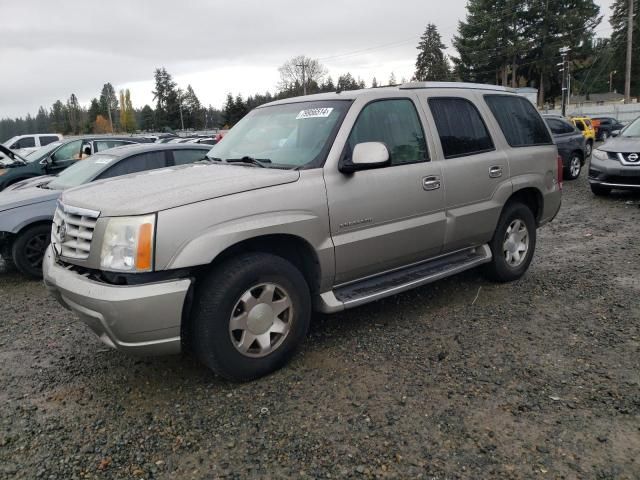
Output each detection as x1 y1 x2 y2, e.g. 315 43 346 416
43 246 190 355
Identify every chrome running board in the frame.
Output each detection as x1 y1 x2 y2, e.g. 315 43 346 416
318 245 492 313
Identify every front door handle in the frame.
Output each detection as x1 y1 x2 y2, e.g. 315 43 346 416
489 166 503 178
422 176 441 191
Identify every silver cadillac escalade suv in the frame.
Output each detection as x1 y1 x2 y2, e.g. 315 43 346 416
44 82 562 381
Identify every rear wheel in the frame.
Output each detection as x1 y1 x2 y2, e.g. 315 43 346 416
585 141 593 158
590 184 611 196
11 224 51 278
484 202 536 283
565 153 582 180
190 253 311 381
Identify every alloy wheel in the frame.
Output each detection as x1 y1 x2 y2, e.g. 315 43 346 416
228 283 293 358
503 219 529 268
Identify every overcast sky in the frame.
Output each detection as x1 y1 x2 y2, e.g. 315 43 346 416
0 0 615 118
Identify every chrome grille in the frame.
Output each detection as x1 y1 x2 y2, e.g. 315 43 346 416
51 202 100 260
617 152 640 165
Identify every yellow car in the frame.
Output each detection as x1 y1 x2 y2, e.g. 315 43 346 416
569 116 596 157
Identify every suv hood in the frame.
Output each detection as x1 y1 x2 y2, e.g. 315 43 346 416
599 136 640 153
61 163 301 216
0 185 60 213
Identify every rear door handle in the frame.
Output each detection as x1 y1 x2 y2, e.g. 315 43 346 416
489 166 503 178
422 176 441 191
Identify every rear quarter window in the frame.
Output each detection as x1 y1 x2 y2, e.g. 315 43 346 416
484 95 552 147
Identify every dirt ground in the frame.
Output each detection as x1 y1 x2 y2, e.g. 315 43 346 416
1 171 639 479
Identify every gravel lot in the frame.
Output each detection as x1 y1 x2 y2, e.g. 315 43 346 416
1 172 639 479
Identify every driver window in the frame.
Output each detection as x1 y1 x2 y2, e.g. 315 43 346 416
346 99 428 165
51 140 82 162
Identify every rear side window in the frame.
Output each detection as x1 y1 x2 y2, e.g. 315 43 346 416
485 95 552 147
574 120 585 131
428 97 494 158
347 99 428 165
99 151 168 179
40 136 59 146
172 149 208 165
95 140 130 152
546 118 574 135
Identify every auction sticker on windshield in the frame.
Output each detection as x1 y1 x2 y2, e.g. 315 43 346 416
296 108 334 120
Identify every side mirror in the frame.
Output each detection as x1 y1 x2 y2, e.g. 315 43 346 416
611 130 620 137
340 142 390 173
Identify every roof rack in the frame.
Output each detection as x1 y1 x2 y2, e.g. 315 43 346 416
399 81 516 93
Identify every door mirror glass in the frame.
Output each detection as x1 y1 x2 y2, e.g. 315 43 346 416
342 142 390 173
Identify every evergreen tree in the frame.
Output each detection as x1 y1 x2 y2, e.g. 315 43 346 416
415 24 451 81
140 105 155 131
152 67 177 129
337 73 360 91
99 83 118 131
388 72 397 85
371 77 378 88
35 106 50 132
50 100 67 134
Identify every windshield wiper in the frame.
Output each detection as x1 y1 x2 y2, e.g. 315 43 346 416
225 156 271 168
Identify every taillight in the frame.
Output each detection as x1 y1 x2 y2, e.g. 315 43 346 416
557 155 563 190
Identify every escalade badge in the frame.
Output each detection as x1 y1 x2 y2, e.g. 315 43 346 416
58 221 67 242
628 153 639 162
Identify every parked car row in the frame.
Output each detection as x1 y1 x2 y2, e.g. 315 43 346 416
0 143 211 277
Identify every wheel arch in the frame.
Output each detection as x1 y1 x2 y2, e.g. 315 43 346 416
505 187 544 225
197 233 322 297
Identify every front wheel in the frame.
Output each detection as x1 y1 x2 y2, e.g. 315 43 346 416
484 202 537 283
585 141 593 158
190 253 311 381
12 224 51 278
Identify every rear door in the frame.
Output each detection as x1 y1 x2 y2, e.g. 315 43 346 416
325 96 446 284
418 94 510 252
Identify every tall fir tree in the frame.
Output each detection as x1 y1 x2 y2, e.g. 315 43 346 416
414 24 451 81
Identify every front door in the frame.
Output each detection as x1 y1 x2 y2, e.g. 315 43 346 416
324 98 446 284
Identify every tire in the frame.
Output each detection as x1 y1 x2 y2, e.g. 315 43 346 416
190 253 311 381
590 184 611 196
585 141 593 158
484 202 537 283
1 241 16 272
564 153 582 180
11 224 51 279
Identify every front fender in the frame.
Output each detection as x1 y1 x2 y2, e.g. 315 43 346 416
0 200 56 234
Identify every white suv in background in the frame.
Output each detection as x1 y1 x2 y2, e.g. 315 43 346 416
2 134 63 156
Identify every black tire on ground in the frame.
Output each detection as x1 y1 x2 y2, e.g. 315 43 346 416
11 224 51 278
564 153 583 180
1 241 16 271
190 252 311 382
590 184 611 196
585 141 593 158
483 202 537 283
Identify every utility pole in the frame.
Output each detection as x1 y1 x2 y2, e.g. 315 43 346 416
559 47 571 116
609 70 617 92
296 60 308 95
624 0 634 103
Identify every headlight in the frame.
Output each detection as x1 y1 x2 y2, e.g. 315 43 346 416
100 215 155 272
592 149 608 161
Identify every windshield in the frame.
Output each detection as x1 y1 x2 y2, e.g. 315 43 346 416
2 136 19 147
25 141 62 162
207 100 350 168
621 117 640 138
48 154 117 190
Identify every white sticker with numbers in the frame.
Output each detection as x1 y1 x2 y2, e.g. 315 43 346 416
296 107 334 119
